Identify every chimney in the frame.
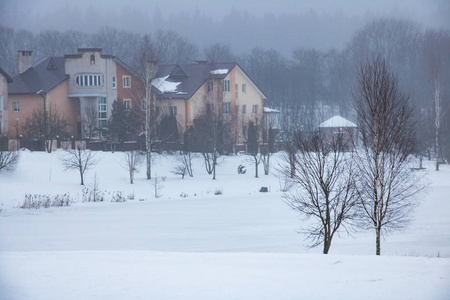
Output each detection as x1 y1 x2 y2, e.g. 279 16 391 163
18 50 33 74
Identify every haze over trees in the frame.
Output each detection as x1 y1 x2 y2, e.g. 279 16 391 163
0 4 449 168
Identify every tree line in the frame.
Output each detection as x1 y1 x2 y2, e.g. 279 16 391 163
1 18 449 163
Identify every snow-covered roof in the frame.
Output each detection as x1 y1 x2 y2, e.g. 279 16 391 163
210 69 229 75
319 116 357 128
152 75 181 93
263 107 280 113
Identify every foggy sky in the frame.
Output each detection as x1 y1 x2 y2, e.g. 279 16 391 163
1 0 449 56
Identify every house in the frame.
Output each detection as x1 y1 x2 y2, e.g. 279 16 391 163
8 51 77 142
153 62 266 152
7 50 266 153
0 66 13 137
318 115 357 148
7 49 145 143
64 48 144 139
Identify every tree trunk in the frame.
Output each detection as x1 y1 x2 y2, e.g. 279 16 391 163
323 239 330 254
435 77 441 171
289 152 295 178
376 226 381 255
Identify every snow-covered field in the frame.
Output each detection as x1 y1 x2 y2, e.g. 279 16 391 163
0 149 449 299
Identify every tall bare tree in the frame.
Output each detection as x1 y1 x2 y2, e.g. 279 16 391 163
134 35 159 180
353 57 426 255
282 132 358 254
422 29 450 170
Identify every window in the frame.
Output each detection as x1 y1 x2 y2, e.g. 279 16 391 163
242 104 246 114
98 97 107 129
223 80 230 93
252 104 258 114
242 84 247 93
207 81 213 93
75 74 103 87
170 105 177 116
235 84 238 98
123 99 131 111
90 54 95 65
13 101 20 112
0 95 3 111
223 102 230 114
112 76 116 89
123 76 131 88
207 103 214 114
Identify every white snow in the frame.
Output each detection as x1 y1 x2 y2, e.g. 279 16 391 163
152 75 181 93
263 107 280 113
319 115 357 128
0 150 449 299
210 69 229 75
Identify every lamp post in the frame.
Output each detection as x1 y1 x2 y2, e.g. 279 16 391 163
15 118 19 150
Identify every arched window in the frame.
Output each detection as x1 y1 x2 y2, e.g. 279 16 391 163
90 54 95 65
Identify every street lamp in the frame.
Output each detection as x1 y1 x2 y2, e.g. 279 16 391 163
15 118 19 150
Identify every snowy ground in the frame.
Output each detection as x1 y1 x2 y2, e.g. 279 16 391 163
0 149 449 299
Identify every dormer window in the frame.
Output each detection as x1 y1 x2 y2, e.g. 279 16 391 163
90 54 95 65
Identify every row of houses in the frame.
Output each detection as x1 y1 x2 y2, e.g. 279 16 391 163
0 48 356 152
0 48 282 151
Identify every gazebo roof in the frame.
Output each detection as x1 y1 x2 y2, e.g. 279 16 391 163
319 116 357 128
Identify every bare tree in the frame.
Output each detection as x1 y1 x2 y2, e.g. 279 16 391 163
82 102 98 140
122 150 144 184
61 147 97 185
203 42 236 62
22 103 68 153
0 150 20 172
153 30 199 64
422 29 450 170
134 35 159 180
282 132 358 254
247 120 261 178
353 57 427 255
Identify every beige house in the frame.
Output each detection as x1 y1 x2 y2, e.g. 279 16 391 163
154 62 266 151
0 67 13 136
8 51 77 140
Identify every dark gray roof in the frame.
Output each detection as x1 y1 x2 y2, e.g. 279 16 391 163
0 67 13 83
154 62 237 100
8 57 68 95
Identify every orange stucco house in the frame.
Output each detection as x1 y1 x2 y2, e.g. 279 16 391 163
0 66 13 136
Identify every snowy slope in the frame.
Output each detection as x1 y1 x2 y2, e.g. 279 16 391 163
0 150 449 299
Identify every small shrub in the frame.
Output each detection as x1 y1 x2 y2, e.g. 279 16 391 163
21 193 73 209
214 188 223 195
161 176 167 182
111 191 126 202
180 192 188 198
127 192 135 201
81 186 105 202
